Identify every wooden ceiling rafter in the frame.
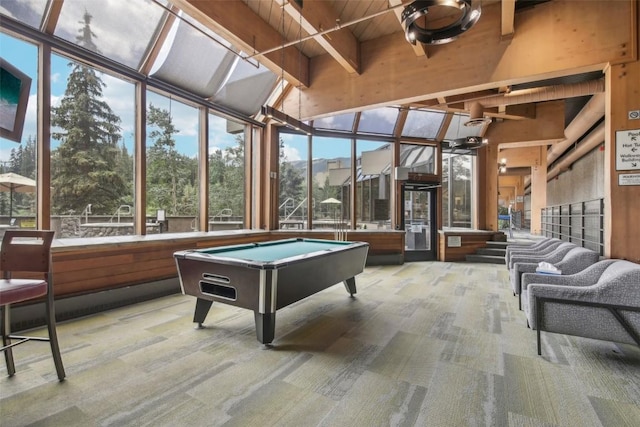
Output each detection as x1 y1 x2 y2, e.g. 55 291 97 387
276 0 361 74
171 0 310 87
501 0 516 39
388 0 428 57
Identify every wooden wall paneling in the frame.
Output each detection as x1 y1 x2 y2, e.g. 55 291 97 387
529 146 547 235
438 230 505 262
605 58 640 262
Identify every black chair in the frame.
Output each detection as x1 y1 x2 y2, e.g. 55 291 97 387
0 230 65 380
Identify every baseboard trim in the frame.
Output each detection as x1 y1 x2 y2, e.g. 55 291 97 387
9 278 181 332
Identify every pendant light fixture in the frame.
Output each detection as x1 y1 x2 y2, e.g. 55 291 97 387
402 0 482 45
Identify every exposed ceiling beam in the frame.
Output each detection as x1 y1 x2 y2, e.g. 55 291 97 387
286 0 632 119
171 0 310 87
490 100 565 147
388 0 428 58
501 0 515 38
277 0 361 74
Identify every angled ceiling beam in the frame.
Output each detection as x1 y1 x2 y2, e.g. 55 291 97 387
171 0 309 87
277 0 361 75
388 0 428 58
501 0 516 38
287 0 633 119
491 101 565 148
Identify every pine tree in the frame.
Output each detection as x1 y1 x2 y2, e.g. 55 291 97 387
209 136 245 220
51 11 126 215
279 138 305 219
146 104 197 216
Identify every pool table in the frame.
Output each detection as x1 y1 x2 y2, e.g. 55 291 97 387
174 238 369 344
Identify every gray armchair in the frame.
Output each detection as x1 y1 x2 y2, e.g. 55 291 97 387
506 239 563 270
510 246 599 309
505 237 556 265
521 260 640 355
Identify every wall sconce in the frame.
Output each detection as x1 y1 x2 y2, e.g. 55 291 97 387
402 0 482 45
499 158 507 173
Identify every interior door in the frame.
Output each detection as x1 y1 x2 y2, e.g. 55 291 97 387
402 184 437 261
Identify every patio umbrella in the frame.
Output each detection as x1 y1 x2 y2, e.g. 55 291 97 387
320 197 342 217
320 197 341 205
0 172 36 221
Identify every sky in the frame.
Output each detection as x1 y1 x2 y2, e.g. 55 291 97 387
0 30 376 167
0 31 243 164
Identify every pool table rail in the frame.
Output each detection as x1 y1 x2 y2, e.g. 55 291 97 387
173 238 369 344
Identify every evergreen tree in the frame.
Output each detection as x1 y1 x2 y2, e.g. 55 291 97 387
209 136 245 219
51 11 126 215
115 140 134 207
278 138 305 219
5 136 37 216
146 104 197 216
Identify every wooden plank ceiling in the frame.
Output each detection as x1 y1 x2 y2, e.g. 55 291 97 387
170 0 625 152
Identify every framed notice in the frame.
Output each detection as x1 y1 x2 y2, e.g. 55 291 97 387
618 173 640 186
616 129 640 171
447 236 461 247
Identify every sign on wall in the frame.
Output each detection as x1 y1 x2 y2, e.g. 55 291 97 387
618 173 640 186
616 129 640 171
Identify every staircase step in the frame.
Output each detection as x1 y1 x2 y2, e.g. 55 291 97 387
476 248 506 256
485 241 509 249
465 254 506 264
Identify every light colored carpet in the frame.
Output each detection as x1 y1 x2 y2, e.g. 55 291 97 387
1 262 639 426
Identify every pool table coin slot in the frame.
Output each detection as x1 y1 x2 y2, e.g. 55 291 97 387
200 281 237 301
202 273 231 284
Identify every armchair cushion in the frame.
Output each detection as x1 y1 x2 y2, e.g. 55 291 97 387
511 246 600 296
505 238 560 267
0 278 48 305
523 260 640 351
510 243 577 297
507 240 576 270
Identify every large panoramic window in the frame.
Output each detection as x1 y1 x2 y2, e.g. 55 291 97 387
400 144 436 175
0 33 38 229
279 133 308 229
54 0 166 70
356 140 391 229
208 113 246 231
402 109 445 140
311 136 351 230
145 91 199 233
442 153 473 228
358 108 398 135
50 50 135 238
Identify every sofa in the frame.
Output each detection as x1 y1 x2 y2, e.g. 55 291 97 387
521 259 640 355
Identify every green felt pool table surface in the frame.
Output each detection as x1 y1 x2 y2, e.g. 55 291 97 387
197 238 354 263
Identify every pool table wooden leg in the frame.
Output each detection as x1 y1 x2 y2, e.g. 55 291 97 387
255 312 276 345
193 298 213 328
343 277 357 296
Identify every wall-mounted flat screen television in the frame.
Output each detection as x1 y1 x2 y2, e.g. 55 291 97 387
0 57 32 143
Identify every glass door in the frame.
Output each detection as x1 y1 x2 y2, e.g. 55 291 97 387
402 184 437 261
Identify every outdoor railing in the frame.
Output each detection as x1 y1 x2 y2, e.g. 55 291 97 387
541 198 604 256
